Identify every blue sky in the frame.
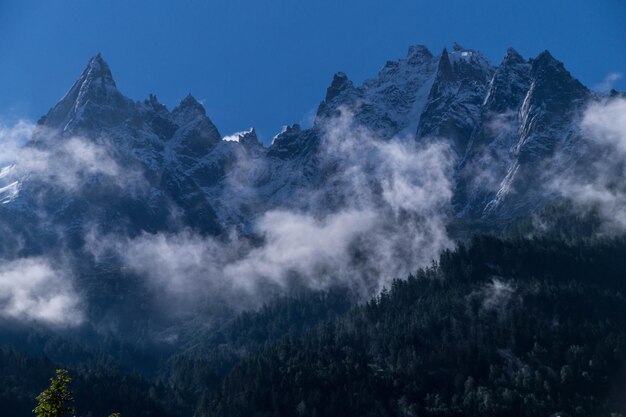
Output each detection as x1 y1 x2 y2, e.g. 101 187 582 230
0 0 624 144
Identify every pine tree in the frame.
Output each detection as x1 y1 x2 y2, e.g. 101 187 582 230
33 369 75 417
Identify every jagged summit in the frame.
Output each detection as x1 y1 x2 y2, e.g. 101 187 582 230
223 128 262 148
239 128 261 146
503 47 525 64
173 94 206 116
83 53 116 87
268 123 307 158
144 93 168 113
169 94 222 154
531 50 584 81
315 72 357 121
534 49 557 63
529 49 588 99
406 44 433 62
483 48 531 112
452 42 464 52
324 72 353 102
38 53 130 132
272 124 301 144
435 48 454 81
12 43 601 231
68 53 119 102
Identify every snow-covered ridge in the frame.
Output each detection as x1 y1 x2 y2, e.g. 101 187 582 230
0 43 604 236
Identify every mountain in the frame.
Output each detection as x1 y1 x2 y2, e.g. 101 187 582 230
0 43 613 333
0 40 620 395
0 43 624 415
1 44 600 233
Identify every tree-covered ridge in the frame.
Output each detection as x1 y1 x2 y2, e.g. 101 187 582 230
0 290 353 417
0 348 187 417
167 289 354 409
4 236 626 416
208 236 626 417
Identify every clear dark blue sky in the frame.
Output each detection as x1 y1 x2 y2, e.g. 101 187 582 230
1 0 624 144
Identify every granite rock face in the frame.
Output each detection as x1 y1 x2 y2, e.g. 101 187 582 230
0 44 606 246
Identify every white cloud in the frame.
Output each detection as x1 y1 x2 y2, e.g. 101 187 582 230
482 278 515 311
89 110 456 308
0 120 144 194
0 120 35 159
581 97 626 152
16 137 123 190
0 257 83 327
593 72 623 92
550 98 626 233
222 130 248 142
224 209 377 291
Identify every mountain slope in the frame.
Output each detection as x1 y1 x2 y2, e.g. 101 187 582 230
207 236 626 417
0 42 617 349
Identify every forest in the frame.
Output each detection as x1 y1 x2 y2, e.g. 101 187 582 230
3 234 626 416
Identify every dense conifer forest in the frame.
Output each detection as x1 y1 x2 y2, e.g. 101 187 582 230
204 236 626 416
4 235 626 416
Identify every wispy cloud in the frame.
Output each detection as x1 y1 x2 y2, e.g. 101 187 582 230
550 97 626 233
593 72 623 92
0 257 83 327
88 110 455 311
0 120 145 194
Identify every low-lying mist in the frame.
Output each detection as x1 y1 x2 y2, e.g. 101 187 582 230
1 96 625 331
87 110 456 317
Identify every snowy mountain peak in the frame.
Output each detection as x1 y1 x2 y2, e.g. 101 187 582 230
531 50 585 84
435 48 454 81
325 72 354 102
223 128 262 147
170 94 221 146
503 47 525 65
70 53 119 100
84 53 116 86
144 93 168 113
7 44 604 248
448 45 493 76
529 50 588 98
239 128 261 146
38 53 131 132
534 49 556 63
272 124 301 145
406 44 433 63
531 50 570 77
268 124 305 158
483 48 531 112
174 94 206 116
315 72 358 121
170 93 221 155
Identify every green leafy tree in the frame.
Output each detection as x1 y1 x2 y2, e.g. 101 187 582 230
33 369 75 417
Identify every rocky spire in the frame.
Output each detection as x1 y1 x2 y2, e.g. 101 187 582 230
502 47 526 66
314 72 357 121
435 48 454 82
452 42 464 52
171 93 221 156
406 44 433 64
324 72 354 102
38 53 130 132
173 94 207 116
527 50 589 106
482 48 531 112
